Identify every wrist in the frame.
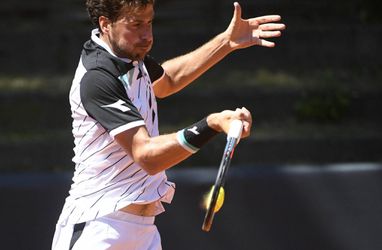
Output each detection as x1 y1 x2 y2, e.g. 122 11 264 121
206 113 222 132
177 117 219 153
217 32 235 54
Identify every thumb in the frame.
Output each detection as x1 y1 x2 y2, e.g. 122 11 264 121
232 2 242 22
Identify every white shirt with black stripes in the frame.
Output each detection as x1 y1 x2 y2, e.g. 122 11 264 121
57 29 175 226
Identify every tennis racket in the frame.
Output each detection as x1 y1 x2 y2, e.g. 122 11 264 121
202 120 243 232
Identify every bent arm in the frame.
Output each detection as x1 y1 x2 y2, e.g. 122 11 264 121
115 126 192 175
115 107 252 175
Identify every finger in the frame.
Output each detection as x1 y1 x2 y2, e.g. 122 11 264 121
259 30 282 38
252 15 281 24
232 107 251 138
241 107 252 120
241 120 252 138
242 111 252 137
240 107 252 127
258 39 276 48
259 23 286 31
232 2 242 22
234 107 250 121
244 122 252 137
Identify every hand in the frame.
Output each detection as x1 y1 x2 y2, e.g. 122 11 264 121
207 107 252 139
224 2 286 49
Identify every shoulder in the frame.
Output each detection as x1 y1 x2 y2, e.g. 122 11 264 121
144 55 164 83
82 40 133 77
80 69 126 102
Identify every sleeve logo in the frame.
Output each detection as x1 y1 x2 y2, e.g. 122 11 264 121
187 126 200 135
101 99 131 112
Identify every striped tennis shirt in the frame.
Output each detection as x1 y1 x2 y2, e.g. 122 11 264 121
57 29 175 225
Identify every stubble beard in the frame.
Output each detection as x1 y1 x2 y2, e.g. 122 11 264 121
111 40 151 61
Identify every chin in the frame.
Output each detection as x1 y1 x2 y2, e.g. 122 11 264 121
131 52 149 61
113 48 145 61
133 54 146 61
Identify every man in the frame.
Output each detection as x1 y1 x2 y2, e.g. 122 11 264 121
52 0 285 249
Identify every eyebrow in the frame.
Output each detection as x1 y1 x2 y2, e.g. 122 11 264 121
125 12 154 24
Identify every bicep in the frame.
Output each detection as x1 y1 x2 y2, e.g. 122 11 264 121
115 125 192 175
114 125 150 161
144 55 175 98
152 72 173 98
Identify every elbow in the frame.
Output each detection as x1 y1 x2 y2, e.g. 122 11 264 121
153 75 177 99
135 156 162 176
154 92 168 99
143 165 161 176
154 86 172 99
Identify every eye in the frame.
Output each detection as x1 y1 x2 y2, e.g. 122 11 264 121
132 22 141 28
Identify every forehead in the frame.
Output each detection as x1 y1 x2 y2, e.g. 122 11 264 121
118 4 154 22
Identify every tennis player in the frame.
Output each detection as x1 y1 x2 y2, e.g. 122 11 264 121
52 0 285 249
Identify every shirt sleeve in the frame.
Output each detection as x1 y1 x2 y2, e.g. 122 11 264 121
80 69 145 137
144 55 164 84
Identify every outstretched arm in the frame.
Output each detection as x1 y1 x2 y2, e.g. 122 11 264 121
153 2 286 98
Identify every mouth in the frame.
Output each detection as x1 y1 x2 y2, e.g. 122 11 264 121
136 44 151 50
136 41 152 48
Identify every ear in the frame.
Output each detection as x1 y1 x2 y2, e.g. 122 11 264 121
99 16 111 34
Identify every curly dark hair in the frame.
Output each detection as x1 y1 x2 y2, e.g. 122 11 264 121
85 0 155 30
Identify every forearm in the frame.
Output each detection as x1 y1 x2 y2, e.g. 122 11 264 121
131 117 219 174
155 32 233 98
115 127 192 175
115 108 252 175
134 133 192 175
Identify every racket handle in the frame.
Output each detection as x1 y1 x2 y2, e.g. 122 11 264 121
227 120 243 140
202 219 212 232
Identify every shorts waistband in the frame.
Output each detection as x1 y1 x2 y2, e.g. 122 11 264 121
105 210 155 225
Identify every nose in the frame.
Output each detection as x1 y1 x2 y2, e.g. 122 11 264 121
141 25 153 42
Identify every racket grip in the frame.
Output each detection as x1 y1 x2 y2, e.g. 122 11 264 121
227 120 243 140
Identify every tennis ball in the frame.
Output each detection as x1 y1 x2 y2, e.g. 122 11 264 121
203 185 225 213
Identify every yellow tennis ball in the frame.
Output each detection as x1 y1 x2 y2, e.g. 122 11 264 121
203 185 225 213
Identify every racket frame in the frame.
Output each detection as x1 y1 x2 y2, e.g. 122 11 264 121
202 120 243 232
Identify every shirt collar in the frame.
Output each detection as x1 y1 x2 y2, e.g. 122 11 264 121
91 29 135 65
